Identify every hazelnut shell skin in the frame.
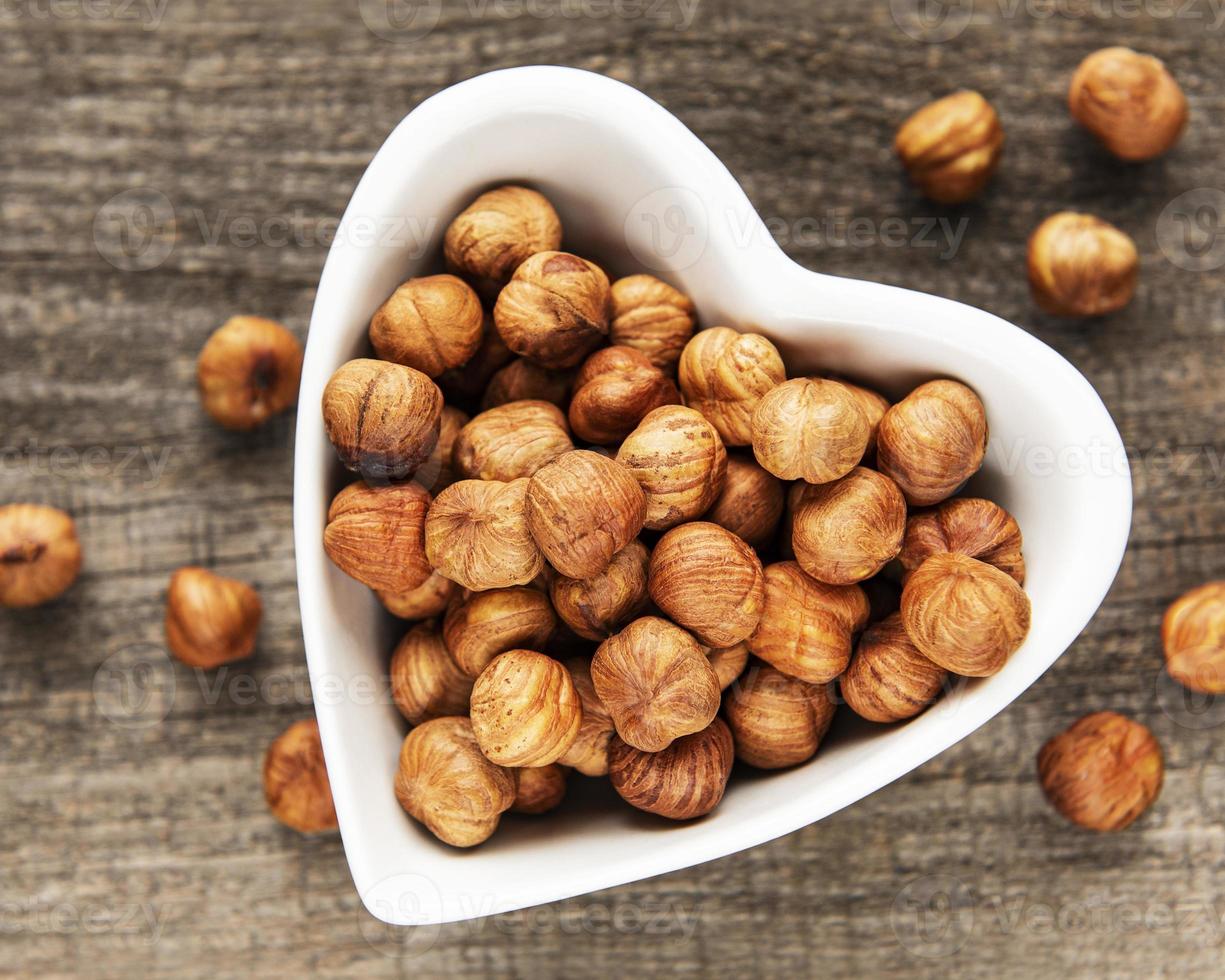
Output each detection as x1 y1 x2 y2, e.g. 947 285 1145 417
511 764 567 815
1068 47 1188 161
707 642 749 691
0 504 82 608
197 316 303 431
1162 581 1225 694
704 455 785 548
751 378 870 485
898 497 1025 586
165 566 262 669
389 624 474 725
894 90 1004 204
369 274 484 378
425 479 544 592
549 539 651 642
1027 212 1138 318
443 185 563 299
469 650 582 768
836 379 891 457
482 358 575 411
443 587 557 678
263 719 338 833
559 657 617 776
678 326 786 446
324 481 432 594
608 718 735 820
609 274 696 372
723 662 836 769
568 346 681 445
842 613 948 723
791 467 907 585
453 400 574 482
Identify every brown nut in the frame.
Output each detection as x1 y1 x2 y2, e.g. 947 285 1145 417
894 90 1004 204
723 662 835 769
443 184 563 297
482 358 575 411
415 405 469 495
443 587 557 678
1037 711 1163 832
321 358 443 482
609 274 696 372
469 650 582 767
648 522 766 647
453 400 574 482
493 251 611 368
901 553 1031 677
197 316 303 431
678 326 786 446
1162 582 1225 694
558 658 616 776
836 379 891 456
705 455 785 548
511 763 567 814
707 642 749 691
898 497 1025 585
425 479 544 591
549 539 650 641
390 624 474 725
0 504 82 608
165 566 262 668
369 274 484 377
592 616 721 752
842 613 948 723
1068 47 1188 161
791 467 907 585
394 716 518 847
1027 212 1139 318
568 346 681 444
751 378 870 484
324 481 432 593
377 570 462 621
263 719 338 833
438 319 515 405
877 380 988 506
608 718 734 820
525 450 647 580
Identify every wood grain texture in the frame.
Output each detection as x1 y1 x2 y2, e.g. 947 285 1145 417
2 0 1224 976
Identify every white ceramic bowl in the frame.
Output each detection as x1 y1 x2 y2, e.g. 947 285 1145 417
294 66 1132 926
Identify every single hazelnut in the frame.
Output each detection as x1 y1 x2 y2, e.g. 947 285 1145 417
369 274 484 377
568 346 681 444
444 185 563 298
511 763 567 814
1027 212 1139 318
263 719 338 833
648 522 766 647
425 479 544 591
324 481 432 593
616 405 727 530
549 539 650 641
842 613 948 723
1162 582 1225 694
894 90 1004 204
752 378 870 485
482 358 575 411
678 326 786 446
898 497 1025 585
165 566 262 668
901 553 1031 677
469 650 582 768
321 358 443 482
493 251 611 368
1068 47 1188 161
415 405 469 495
791 467 907 585
0 504 82 608
559 658 616 776
443 587 557 678
707 642 749 691
452 400 574 482
877 379 988 506
389 623 474 725
609 274 696 372
704 455 785 548
608 718 734 820
525 450 646 580
197 316 304 431
376 569 461 621
394 716 518 847
723 662 835 769
748 562 870 684
835 379 891 456
438 319 515 405
1037 711 1163 832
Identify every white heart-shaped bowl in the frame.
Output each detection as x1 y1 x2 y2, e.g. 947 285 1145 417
294 66 1132 926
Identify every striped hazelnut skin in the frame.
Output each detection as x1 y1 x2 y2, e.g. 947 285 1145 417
165 567 262 669
723 662 836 769
368 274 484 378
549 539 651 642
482 358 574 411
648 523 766 648
751 378 870 485
1162 582 1225 695
901 553 1031 677
453 400 574 482
1068 47 1187 162
608 718 734 820
568 346 681 445
559 658 616 776
836 379 890 456
197 316 303 431
748 562 870 684
377 570 462 621
263 719 338 833
0 504 82 608
324 481 432 594
679 326 785 446
425 479 544 591
591 616 722 753
842 613 948 723
707 642 749 691
894 90 1004 204
1037 711 1163 832
389 623 474 726
898 497 1026 586
443 587 557 678
469 650 582 768
1027 212 1139 318
394 717 518 847
443 185 563 299
877 380 988 507
609 274 696 372
791 468 907 586
705 455 786 548
511 763 567 815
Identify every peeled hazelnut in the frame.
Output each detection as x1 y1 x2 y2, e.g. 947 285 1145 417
482 358 574 411
616 405 727 530
901 553 1031 677
197 316 303 431
511 763 567 815
752 378 870 485
1069 47 1188 161
791 467 907 585
723 662 835 769
609 274 696 372
705 455 785 548
1027 212 1139 318
165 566 262 668
493 251 611 369
559 658 616 776
324 481 431 593
390 623 474 725
438 320 514 405
321 358 443 482
894 90 1004 204
443 587 557 678
444 185 563 299
748 562 870 684
526 450 646 580
416 405 469 495
549 539 650 641
568 346 680 444
678 326 785 446
0 504 82 608
898 497 1025 585
1162 582 1225 694
592 616 721 752
608 718 734 820
648 522 766 647
877 380 988 506
453 400 574 483
263 719 338 833
469 650 582 767
369 274 484 377
1038 711 1163 832
425 479 544 591
842 613 948 723
394 716 517 847
836 379 891 456
377 569 461 621
707 642 749 691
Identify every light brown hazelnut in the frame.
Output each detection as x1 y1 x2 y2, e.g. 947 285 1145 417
608 718 734 820
425 479 544 591
321 358 443 482
791 467 907 585
568 346 681 444
469 650 582 767
592 616 721 752
444 185 563 299
877 379 988 506
493 251 611 368
482 358 574 411
898 497 1025 585
369 274 483 377
415 405 469 495
390 623 474 725
705 455 785 548
901 553 1031 677
438 319 514 405
453 400 574 482
648 522 765 647
616 406 727 530
894 90 1004 204
0 504 82 608
197 316 303 431
263 719 338 833
1162 582 1225 694
678 326 785 446
1037 711 1163 832
835 379 891 456
1068 47 1188 161
394 716 518 847
376 569 462 621
1027 212 1139 318
752 378 870 485
723 662 835 769
511 763 567 814
165 566 262 668
559 658 616 776
707 642 749 691
443 587 557 678
842 613 948 723
324 481 432 593
549 539 650 641
609 274 696 372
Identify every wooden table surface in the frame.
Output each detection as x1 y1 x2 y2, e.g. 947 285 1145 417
2 0 1223 976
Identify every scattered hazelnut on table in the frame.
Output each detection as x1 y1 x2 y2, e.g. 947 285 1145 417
1162 582 1225 694
609 274 696 372
425 479 544 591
443 587 557 678
898 497 1025 585
549 539 650 642
443 185 563 299
704 455 785 548
263 719 338 833
723 662 836 769
389 623 474 726
1027 212 1139 318
438 321 514 405
559 658 616 776
469 650 582 768
894 90 1004 204
482 358 575 411
752 378 870 485
511 763 568 815
1068 47 1188 161
323 481 432 593
842 613 948 723
679 326 786 446
707 642 749 691
369 274 484 377
568 346 680 444
791 467 907 585
165 566 262 668
608 718 734 820
377 569 461 621
196 315 304 431
452 400 574 482
0 503 82 608
493 251 611 368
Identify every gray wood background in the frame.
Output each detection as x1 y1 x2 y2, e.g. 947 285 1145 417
2 0 1223 976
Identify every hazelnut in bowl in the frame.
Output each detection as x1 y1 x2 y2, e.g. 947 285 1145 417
293 68 1132 926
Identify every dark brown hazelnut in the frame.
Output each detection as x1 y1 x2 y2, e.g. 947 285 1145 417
568 346 680 444
369 274 484 377
609 274 696 372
